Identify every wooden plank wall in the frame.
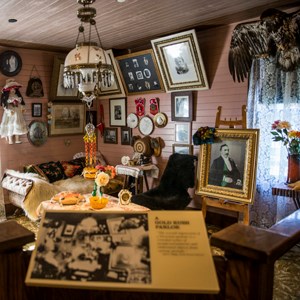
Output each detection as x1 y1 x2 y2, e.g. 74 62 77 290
0 23 248 208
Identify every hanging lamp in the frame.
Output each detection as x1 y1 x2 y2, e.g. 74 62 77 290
63 0 114 108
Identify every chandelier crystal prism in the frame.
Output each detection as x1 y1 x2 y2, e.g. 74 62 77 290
63 0 114 107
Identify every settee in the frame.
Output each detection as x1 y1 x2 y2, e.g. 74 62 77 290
1 153 123 221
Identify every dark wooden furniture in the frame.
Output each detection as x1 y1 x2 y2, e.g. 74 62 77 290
211 209 300 300
272 182 300 209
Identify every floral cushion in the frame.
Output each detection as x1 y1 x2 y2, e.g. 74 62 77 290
37 161 66 183
61 159 84 178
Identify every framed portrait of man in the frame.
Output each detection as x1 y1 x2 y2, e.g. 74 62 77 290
196 128 259 204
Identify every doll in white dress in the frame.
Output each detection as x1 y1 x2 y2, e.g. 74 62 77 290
0 79 28 144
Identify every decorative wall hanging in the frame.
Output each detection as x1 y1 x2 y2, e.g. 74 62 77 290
27 121 48 147
116 49 165 95
127 113 138 129
151 29 209 92
135 97 145 117
153 112 168 128
0 50 22 77
138 115 154 136
26 65 44 97
149 98 159 115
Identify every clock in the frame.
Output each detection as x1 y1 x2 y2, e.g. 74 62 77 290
127 113 138 129
139 115 154 136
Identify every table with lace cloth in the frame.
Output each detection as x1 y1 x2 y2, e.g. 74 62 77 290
36 194 149 218
115 164 159 194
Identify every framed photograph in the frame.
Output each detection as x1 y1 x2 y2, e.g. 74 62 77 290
151 29 209 92
99 49 126 99
171 91 193 121
32 103 42 117
104 127 118 144
121 127 132 145
49 55 78 101
0 50 22 77
109 98 127 127
116 49 165 95
173 144 193 155
48 102 86 136
196 129 259 204
175 122 191 144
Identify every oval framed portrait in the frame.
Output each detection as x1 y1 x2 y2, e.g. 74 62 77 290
27 121 48 147
0 50 22 77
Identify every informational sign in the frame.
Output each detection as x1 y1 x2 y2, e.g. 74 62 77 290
26 210 219 294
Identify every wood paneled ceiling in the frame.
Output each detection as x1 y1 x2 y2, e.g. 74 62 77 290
1 0 299 53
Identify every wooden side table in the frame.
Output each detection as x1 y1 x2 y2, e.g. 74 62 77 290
272 183 300 209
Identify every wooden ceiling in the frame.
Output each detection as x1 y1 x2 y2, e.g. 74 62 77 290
1 0 299 53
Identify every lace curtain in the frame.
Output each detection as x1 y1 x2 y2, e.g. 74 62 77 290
247 57 300 228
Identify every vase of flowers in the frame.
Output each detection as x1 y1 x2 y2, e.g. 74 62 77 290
89 165 116 209
271 120 300 183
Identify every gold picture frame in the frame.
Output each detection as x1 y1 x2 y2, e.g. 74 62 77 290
48 102 86 136
151 29 209 92
196 129 259 204
49 55 78 101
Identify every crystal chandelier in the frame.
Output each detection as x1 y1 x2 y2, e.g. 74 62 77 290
63 0 114 108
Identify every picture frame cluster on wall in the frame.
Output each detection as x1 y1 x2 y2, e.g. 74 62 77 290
116 49 165 95
151 29 209 92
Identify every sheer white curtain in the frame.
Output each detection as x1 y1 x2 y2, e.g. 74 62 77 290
247 57 300 228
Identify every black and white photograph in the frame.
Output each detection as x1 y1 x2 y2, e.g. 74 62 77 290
116 49 165 95
121 127 132 145
172 144 193 155
104 127 118 144
109 98 127 127
208 140 246 190
151 29 209 92
0 50 22 77
175 122 191 144
196 129 260 204
26 211 151 284
32 103 42 117
171 91 193 122
48 102 86 136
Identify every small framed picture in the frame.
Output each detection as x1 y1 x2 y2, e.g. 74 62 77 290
104 127 118 144
109 98 127 127
32 103 42 117
175 122 191 144
173 144 194 155
121 127 132 145
171 91 193 122
0 50 22 77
